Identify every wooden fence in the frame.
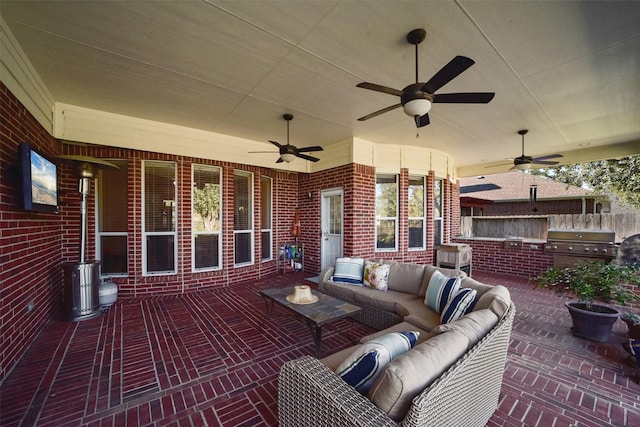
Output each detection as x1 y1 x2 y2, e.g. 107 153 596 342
459 213 640 243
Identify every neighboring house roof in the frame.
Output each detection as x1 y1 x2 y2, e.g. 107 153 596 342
460 172 590 202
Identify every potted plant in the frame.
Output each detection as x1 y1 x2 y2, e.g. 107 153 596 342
534 260 640 342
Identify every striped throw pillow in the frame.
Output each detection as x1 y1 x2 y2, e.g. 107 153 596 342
441 288 478 323
332 257 365 285
425 270 461 313
336 331 419 394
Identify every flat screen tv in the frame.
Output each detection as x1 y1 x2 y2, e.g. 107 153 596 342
19 142 59 213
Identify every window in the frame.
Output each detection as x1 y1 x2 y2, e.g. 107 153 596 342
260 176 272 261
192 165 221 271
96 159 128 276
408 175 425 250
375 174 397 251
143 161 177 275
234 171 253 266
434 178 444 246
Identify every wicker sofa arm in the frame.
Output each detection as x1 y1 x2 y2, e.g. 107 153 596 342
278 355 398 427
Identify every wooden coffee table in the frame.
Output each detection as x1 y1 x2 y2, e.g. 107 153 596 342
260 286 361 357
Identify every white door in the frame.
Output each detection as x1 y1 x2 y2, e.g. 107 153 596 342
321 188 343 270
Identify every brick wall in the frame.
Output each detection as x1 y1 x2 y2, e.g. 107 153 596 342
0 81 462 382
0 83 64 382
452 237 554 278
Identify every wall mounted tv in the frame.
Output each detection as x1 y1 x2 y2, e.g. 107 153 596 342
19 142 59 213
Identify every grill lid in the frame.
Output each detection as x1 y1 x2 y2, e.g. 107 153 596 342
547 229 615 243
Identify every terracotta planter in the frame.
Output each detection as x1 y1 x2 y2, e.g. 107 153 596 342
565 301 620 343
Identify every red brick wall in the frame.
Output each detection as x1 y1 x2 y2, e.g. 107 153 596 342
0 83 64 381
0 81 462 381
453 237 554 278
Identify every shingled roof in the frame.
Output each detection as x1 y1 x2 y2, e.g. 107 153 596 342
460 172 590 202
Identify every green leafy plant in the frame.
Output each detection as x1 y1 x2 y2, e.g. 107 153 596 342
534 261 640 311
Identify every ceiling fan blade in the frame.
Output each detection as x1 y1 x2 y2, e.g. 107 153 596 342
532 154 563 161
433 92 495 104
358 103 402 121
276 157 284 163
422 56 475 94
532 160 561 166
417 113 430 128
356 82 403 97
295 153 320 162
269 140 283 148
296 146 324 153
485 162 513 168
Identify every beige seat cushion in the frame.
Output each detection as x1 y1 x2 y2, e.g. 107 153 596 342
434 309 499 349
352 288 418 313
474 285 511 318
397 298 441 331
386 262 425 294
368 330 470 421
359 322 435 346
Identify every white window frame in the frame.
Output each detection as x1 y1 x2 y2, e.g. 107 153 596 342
95 159 129 278
408 175 426 250
375 174 398 252
234 170 254 267
434 178 444 247
142 160 178 276
192 164 222 272
260 175 273 262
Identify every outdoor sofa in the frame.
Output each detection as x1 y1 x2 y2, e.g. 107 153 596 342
278 258 515 426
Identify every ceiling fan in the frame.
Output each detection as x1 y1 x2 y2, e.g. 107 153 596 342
250 114 323 163
507 129 563 170
356 28 495 129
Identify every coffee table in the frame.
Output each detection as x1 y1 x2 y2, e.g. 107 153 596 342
260 286 361 357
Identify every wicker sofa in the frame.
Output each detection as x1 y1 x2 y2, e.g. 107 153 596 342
278 260 515 426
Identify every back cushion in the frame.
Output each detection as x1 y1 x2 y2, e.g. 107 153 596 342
332 257 365 284
435 309 499 349
387 262 425 294
368 330 469 421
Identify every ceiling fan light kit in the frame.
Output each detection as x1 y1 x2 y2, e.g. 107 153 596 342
403 98 432 117
280 153 296 163
356 28 495 129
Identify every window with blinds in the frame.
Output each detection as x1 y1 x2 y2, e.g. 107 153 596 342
192 164 221 271
434 178 444 246
234 171 253 266
143 161 177 275
97 159 128 276
375 174 398 251
408 175 426 250
260 176 272 261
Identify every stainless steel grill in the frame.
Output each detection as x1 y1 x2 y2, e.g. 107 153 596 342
544 229 617 268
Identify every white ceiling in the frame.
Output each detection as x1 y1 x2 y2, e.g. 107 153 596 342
2 0 639 176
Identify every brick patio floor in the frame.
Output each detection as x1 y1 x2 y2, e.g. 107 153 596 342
1 271 639 426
